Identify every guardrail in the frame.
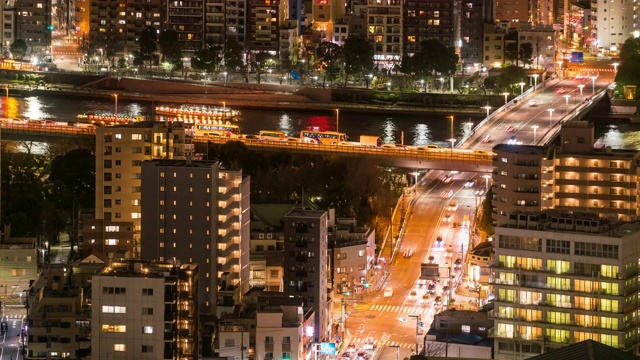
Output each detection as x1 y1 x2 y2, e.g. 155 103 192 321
0 122 96 137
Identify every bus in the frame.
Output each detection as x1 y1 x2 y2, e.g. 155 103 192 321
193 123 241 138
259 130 288 142
300 130 347 145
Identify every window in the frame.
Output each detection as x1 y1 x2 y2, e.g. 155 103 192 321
283 352 291 359
225 339 235 347
143 326 153 334
102 306 126 313
142 307 153 315
461 325 470 333
358 250 365 257
142 288 154 296
114 344 126 351
546 239 570 254
132 134 142 140
282 336 291 344
142 345 153 353
265 336 274 344
102 325 126 332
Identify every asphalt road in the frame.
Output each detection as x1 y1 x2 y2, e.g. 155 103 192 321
0 307 25 360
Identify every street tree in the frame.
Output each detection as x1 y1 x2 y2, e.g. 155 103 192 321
316 41 343 87
279 49 293 84
494 65 526 93
10 39 28 60
504 42 519 66
408 39 458 78
158 30 183 76
223 39 246 81
191 42 223 76
519 43 534 66
250 51 275 84
620 36 640 62
615 37 640 97
137 26 158 70
92 30 123 69
342 36 374 86
77 37 96 65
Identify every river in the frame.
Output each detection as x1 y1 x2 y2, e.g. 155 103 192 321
2 93 638 149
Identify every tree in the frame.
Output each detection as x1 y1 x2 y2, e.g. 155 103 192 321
519 43 534 66
158 30 183 76
342 36 374 86
504 42 519 66
10 39 28 60
250 52 275 84
615 37 640 98
191 42 223 75
407 39 458 78
279 49 293 84
620 36 640 62
494 65 526 93
92 31 123 69
316 41 343 87
223 39 246 81
137 26 158 70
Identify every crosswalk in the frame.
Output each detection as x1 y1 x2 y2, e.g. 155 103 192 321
362 304 435 316
349 336 414 350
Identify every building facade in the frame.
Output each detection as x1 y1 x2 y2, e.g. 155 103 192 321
283 209 329 342
95 122 187 258
91 260 199 359
254 305 315 360
140 159 250 315
590 0 634 52
490 211 640 358
483 22 505 68
331 222 375 295
16 0 51 54
81 218 135 258
368 0 401 68
492 122 640 226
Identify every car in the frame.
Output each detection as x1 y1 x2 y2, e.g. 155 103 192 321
464 181 474 188
454 258 462 269
443 214 452 223
287 137 301 143
481 136 492 143
409 290 417 299
440 190 454 199
435 236 443 246
422 293 431 303
446 245 454 257
358 324 365 334
403 249 413 258
507 126 515 132
381 144 408 150
347 343 357 351
528 100 538 107
416 279 427 287
342 353 353 360
416 144 441 151
338 141 355 146
356 352 369 360
434 296 443 306
398 317 408 322
427 282 436 294
555 87 567 94
384 287 394 297
507 136 518 145
441 175 452 183
363 337 376 350
244 134 261 142
428 255 435 264
448 200 458 211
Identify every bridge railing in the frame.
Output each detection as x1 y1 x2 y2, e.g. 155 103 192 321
196 136 494 163
0 122 96 136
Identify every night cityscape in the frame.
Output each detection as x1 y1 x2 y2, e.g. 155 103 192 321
0 0 638 358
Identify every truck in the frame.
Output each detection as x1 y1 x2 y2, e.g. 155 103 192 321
359 135 382 148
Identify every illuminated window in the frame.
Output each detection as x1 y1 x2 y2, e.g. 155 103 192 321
102 325 126 333
143 326 153 334
600 299 619 312
114 344 126 351
546 311 570 324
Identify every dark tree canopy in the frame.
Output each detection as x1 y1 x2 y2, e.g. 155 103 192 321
342 36 374 81
407 39 459 77
10 39 28 60
158 30 183 71
519 43 533 65
191 42 223 74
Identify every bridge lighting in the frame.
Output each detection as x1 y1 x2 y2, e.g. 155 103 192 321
518 82 525 95
612 62 619 75
590 76 597 93
112 93 118 115
532 125 538 143
548 108 554 125
530 74 539 91
483 105 491 117
501 92 509 105
448 115 454 149
563 94 571 113
335 108 340 134
578 84 585 101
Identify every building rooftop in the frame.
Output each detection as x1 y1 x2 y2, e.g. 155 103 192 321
285 208 326 219
492 144 548 155
470 241 493 257
528 339 639 360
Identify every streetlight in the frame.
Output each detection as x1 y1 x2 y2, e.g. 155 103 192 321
222 101 226 122
367 74 373 89
448 115 454 150
439 77 445 92
532 125 538 143
4 86 7 98
267 69 272 82
518 82 525 94
419 79 424 92
548 108 554 125
531 74 539 91
557 60 563 77
386 82 392 91
408 314 421 355
501 92 509 105
612 62 619 75
222 72 227 82
590 76 597 94
578 84 585 101
483 105 491 117
563 94 571 113
112 93 118 115
335 108 340 134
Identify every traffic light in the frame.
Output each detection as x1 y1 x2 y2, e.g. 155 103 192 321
47 25 54 31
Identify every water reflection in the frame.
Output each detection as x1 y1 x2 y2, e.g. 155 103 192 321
23 97 47 120
412 123 432 146
278 113 293 135
382 119 398 144
600 125 625 149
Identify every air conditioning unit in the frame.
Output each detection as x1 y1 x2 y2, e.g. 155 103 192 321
267 234 273 239
259 233 264 239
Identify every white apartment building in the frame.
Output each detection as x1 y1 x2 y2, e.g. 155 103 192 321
250 231 284 291
255 306 316 360
95 122 187 258
332 221 375 295
590 0 635 52
368 0 402 69
140 159 250 315
491 210 640 358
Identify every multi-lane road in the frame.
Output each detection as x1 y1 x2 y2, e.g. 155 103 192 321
0 305 26 360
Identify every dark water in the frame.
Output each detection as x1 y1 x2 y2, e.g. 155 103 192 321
3 93 637 149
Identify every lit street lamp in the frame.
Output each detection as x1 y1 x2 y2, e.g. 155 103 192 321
222 72 228 82
591 76 597 94
578 84 585 101
548 108 554 125
439 77 445 92
612 62 619 75
448 115 455 150
531 74 539 91
501 92 509 105
563 94 571 113
335 108 340 134
112 93 118 115
532 125 538 143
518 82 525 95
483 105 491 117
367 74 373 89
222 101 226 122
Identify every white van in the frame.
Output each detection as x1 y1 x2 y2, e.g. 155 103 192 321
384 287 394 297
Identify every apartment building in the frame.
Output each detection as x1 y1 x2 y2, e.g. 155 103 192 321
590 0 633 51
167 0 205 53
216 319 251 360
226 0 248 45
283 209 330 342
0 224 37 298
483 22 505 68
16 0 51 54
517 23 555 71
249 0 284 52
255 303 316 360
140 159 250 315
459 0 485 71
331 220 375 295
87 0 163 55
494 0 529 24
95 122 187 258
249 231 284 291
492 121 640 226
91 260 199 359
2 8 15 50
490 210 640 358
311 0 344 43
81 218 135 258
26 265 91 359
403 0 454 56
368 0 401 67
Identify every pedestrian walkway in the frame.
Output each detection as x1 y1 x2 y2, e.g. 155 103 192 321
362 304 436 316
349 336 414 350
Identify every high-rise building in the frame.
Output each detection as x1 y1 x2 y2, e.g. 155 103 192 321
403 0 455 56
590 0 634 52
167 0 205 53
140 159 250 315
368 0 402 67
249 0 288 52
482 22 506 68
490 210 640 358
95 122 187 258
91 260 199 360
331 220 375 295
283 209 330 342
459 0 485 70
311 0 345 43
16 0 51 54
492 121 639 226
494 0 528 25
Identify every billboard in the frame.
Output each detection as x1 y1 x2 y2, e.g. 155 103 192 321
570 51 584 64
320 342 337 355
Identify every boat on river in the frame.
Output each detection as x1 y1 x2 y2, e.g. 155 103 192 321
76 112 146 125
155 104 239 123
